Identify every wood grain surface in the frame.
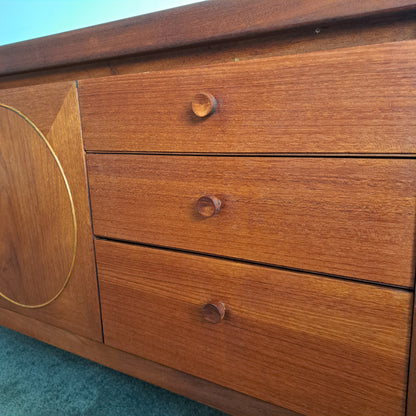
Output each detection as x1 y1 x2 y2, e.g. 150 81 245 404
1 0 416 75
96 239 411 416
0 306 301 416
407 301 416 416
0 101 74 306
87 155 416 287
2 13 416 91
0 83 102 340
79 39 416 154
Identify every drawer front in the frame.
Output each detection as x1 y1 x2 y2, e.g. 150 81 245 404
79 40 416 154
87 155 416 287
96 240 411 416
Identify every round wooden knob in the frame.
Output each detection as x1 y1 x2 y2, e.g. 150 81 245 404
202 301 226 324
191 93 217 117
196 195 221 218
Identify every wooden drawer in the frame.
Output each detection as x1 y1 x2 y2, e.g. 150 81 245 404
87 155 416 287
79 40 416 154
96 239 411 416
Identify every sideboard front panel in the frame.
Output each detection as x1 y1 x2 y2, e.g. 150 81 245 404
0 82 102 341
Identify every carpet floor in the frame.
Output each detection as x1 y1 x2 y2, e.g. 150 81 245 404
0 325 228 416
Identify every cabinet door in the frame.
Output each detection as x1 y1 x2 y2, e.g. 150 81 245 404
0 82 102 341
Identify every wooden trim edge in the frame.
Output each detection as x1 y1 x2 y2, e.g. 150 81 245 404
0 306 302 416
1 0 416 75
406 295 416 416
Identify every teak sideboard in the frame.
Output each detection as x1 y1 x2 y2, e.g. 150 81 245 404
2 2 416 415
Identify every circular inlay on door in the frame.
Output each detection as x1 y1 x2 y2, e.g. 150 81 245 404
0 104 76 308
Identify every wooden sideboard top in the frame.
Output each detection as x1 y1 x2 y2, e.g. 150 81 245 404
1 0 416 76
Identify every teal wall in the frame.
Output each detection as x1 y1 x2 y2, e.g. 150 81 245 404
0 0 204 46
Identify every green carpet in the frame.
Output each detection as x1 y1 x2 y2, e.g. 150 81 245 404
0 325 228 416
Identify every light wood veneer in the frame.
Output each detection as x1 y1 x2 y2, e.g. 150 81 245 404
87 155 416 287
1 3 416 416
0 82 101 340
96 239 411 416
79 40 416 154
